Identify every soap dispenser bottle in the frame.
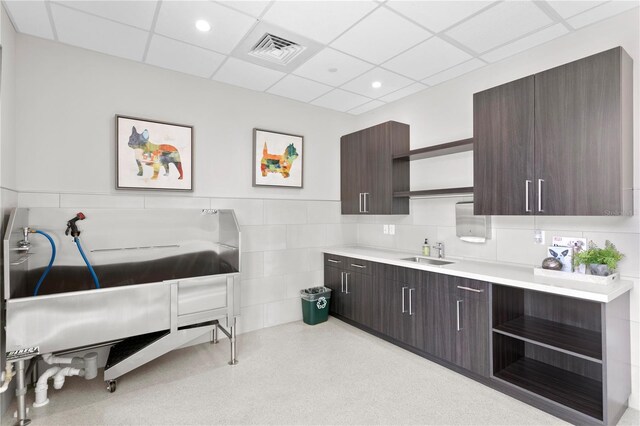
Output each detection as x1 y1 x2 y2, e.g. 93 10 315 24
422 238 430 256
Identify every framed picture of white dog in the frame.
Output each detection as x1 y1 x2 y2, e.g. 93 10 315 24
253 128 303 188
116 115 193 191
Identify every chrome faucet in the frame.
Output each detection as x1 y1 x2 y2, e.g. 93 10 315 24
17 227 31 252
432 242 445 259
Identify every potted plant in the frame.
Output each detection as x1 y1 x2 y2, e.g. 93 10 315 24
574 240 624 276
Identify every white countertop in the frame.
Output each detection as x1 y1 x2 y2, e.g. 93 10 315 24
322 246 633 303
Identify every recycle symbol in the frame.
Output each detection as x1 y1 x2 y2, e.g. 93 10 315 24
316 296 327 310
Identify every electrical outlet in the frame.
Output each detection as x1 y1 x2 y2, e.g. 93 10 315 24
534 229 545 244
389 224 395 235
383 224 389 234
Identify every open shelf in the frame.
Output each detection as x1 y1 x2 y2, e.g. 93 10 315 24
493 315 602 361
393 138 473 161
393 187 474 198
494 357 603 420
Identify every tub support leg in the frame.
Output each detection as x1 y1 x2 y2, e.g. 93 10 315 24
211 323 219 344
229 318 237 366
15 360 31 426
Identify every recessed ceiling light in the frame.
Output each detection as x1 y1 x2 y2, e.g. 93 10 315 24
195 20 211 32
328 67 338 73
372 81 382 89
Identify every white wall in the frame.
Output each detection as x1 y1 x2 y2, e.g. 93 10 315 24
14 35 354 200
355 9 640 410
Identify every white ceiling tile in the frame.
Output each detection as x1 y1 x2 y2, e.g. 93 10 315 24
383 36 472 80
567 1 640 28
50 4 148 61
379 82 427 103
348 100 385 115
292 48 374 87
445 1 553 53
53 1 158 30
341 68 413 99
267 75 333 103
218 1 271 18
386 0 494 32
213 57 285 91
331 7 432 64
261 1 377 44
422 58 485 86
311 89 372 112
4 0 54 39
146 35 226 79
481 23 569 63
546 1 607 19
155 1 256 54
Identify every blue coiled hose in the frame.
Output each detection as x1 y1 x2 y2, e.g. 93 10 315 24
74 237 100 289
33 230 56 296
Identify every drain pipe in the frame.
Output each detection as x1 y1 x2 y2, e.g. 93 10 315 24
33 353 98 408
33 367 60 408
52 367 83 390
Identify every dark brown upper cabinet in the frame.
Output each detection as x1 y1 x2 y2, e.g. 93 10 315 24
341 121 410 215
474 47 633 216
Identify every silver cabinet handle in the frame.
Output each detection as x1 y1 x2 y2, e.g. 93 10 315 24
340 272 344 293
350 263 366 269
456 300 462 331
537 179 544 212
327 259 341 264
364 193 369 213
359 193 363 213
401 286 407 313
525 180 532 212
457 286 484 293
344 273 350 294
409 288 414 316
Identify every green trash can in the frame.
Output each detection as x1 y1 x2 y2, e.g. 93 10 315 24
300 286 332 325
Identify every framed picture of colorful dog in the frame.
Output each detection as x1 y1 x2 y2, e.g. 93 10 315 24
116 115 193 191
253 128 303 188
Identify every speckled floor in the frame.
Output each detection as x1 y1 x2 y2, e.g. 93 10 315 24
3 318 639 425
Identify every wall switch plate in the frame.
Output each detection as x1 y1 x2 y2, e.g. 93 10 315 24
389 224 395 235
383 224 389 234
534 229 545 244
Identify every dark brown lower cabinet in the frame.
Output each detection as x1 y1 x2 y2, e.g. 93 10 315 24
323 255 630 425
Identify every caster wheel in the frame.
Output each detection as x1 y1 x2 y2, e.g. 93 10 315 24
106 380 117 393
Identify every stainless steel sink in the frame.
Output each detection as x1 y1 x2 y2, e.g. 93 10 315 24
401 257 456 266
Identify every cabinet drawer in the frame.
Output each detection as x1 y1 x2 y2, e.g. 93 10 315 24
345 258 373 275
324 254 346 268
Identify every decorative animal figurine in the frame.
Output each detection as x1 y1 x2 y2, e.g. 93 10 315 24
260 142 298 178
127 126 183 180
549 247 572 272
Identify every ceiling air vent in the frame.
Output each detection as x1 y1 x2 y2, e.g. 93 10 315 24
248 33 306 66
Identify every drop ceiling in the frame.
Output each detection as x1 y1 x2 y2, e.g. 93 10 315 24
4 0 638 115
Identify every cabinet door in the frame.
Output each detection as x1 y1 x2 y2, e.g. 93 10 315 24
340 132 363 214
535 48 625 215
380 279 405 342
454 279 490 377
421 272 456 363
349 271 374 327
324 265 343 316
363 124 392 214
474 76 535 215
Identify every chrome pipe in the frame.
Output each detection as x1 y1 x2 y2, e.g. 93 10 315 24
15 360 31 426
228 318 238 366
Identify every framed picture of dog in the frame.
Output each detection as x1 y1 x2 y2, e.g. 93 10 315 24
116 115 193 191
253 128 303 188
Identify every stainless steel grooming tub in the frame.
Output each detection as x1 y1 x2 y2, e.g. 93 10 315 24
3 208 241 390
